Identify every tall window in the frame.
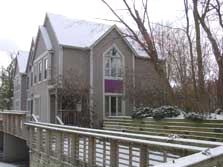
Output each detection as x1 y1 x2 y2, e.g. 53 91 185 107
31 69 33 86
44 58 48 79
104 47 123 78
38 61 42 82
34 65 37 84
104 46 124 117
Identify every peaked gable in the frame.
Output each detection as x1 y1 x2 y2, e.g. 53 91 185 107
45 13 148 58
16 51 29 74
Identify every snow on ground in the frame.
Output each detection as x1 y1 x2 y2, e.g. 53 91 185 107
0 162 20 167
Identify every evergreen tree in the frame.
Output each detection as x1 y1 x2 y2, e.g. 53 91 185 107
0 57 15 110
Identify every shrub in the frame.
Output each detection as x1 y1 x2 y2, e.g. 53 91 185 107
131 106 181 120
184 112 204 121
215 108 223 115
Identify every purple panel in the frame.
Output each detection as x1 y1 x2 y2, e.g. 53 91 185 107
105 80 123 93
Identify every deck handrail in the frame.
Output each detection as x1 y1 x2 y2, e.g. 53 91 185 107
154 146 223 167
25 122 206 152
32 121 223 147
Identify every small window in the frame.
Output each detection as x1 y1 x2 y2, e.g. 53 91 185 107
27 76 29 89
31 71 33 86
44 58 48 79
39 61 42 82
34 65 37 84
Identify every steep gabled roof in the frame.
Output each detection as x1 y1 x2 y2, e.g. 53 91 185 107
47 13 111 48
39 26 53 51
46 13 148 57
16 51 29 73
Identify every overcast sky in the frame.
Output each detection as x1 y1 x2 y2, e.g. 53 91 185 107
0 0 183 68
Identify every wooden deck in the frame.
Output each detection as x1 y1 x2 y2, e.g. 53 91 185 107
0 112 223 167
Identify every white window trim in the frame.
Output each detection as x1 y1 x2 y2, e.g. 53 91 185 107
33 95 40 117
102 44 126 118
38 60 42 83
43 57 48 81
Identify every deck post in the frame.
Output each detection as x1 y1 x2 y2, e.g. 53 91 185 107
56 132 63 162
36 128 41 152
45 130 50 154
140 144 148 167
110 139 118 167
88 136 96 166
129 143 133 167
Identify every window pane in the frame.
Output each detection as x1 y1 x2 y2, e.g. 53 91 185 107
116 58 122 77
39 62 42 81
105 57 110 76
105 96 109 117
44 59 48 79
111 58 116 77
111 96 116 116
118 97 122 115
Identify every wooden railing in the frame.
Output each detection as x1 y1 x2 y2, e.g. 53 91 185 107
0 111 29 140
154 146 223 167
104 116 223 141
25 122 213 167
0 111 223 166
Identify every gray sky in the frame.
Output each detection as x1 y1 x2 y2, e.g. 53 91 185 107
0 0 183 68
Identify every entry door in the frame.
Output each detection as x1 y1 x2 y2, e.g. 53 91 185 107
105 96 122 117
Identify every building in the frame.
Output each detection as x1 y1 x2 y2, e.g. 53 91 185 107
13 51 29 110
23 13 165 127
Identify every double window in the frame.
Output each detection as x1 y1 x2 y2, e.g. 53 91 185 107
105 96 122 116
32 57 48 85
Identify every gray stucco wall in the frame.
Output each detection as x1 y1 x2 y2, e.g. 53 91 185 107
134 57 166 106
28 23 52 122
63 48 90 83
92 29 134 127
35 32 47 59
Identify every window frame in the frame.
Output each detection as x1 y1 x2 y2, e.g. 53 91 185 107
103 45 125 118
104 47 124 80
43 58 48 80
38 61 42 82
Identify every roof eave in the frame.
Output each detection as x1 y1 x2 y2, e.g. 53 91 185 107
61 44 90 51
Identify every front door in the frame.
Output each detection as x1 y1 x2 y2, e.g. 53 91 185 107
105 96 123 117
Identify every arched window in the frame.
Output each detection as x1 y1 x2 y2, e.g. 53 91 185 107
104 47 123 78
104 46 125 117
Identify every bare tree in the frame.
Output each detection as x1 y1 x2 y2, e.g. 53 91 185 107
184 0 199 100
55 69 95 127
193 0 223 108
101 0 175 103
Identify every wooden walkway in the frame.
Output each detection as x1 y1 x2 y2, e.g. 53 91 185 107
0 111 223 167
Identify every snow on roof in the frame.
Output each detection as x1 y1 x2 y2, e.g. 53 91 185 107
39 26 52 50
47 13 149 57
47 13 111 48
17 51 29 73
